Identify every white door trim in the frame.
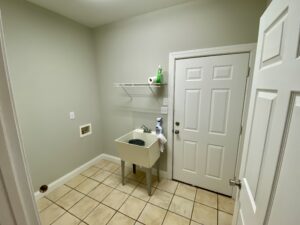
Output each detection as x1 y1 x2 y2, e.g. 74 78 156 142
167 44 257 192
0 11 41 225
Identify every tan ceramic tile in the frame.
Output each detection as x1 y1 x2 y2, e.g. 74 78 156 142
65 175 87 188
75 178 99 194
91 170 112 182
69 196 98 219
46 185 71 202
81 166 100 177
114 166 131 177
107 212 135 225
52 212 80 225
88 184 113 202
138 203 166 225
102 189 128 210
192 202 217 225
195 188 217 209
103 174 122 188
56 190 84 210
94 159 110 169
157 179 178 194
218 195 235 214
135 222 143 225
126 171 145 182
169 195 193 219
131 184 155 201
119 196 146 220
190 221 202 225
84 203 115 225
116 179 139 194
39 204 65 225
175 183 196 201
102 162 120 173
149 189 173 209
218 211 233 225
162 212 190 225
36 197 52 212
141 175 159 187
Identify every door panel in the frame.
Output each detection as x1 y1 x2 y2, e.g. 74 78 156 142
205 144 224 179
213 65 232 80
267 94 300 225
183 141 198 172
244 91 277 197
236 0 300 224
261 8 287 67
0 171 16 225
209 89 230 134
173 53 249 195
184 89 201 131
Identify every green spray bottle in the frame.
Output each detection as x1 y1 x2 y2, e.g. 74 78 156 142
156 65 163 84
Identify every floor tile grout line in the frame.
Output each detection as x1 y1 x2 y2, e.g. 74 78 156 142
39 162 234 225
217 194 219 225
188 185 197 225
81 174 141 224
160 182 179 225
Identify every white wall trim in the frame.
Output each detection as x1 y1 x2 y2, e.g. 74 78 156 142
0 11 41 225
167 43 257 189
35 153 168 199
34 154 104 199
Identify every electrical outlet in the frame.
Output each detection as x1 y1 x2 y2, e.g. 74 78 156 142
69 112 75 120
163 98 168 106
161 106 168 114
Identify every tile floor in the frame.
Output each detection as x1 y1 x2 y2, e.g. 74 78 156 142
37 160 235 225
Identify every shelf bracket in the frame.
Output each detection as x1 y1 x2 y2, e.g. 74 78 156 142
148 86 155 95
121 86 133 100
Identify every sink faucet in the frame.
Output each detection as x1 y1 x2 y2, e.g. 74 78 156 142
141 125 152 133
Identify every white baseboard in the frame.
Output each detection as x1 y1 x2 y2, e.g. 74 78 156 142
34 154 105 200
35 153 169 200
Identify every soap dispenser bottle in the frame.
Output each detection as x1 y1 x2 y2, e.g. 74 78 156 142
156 117 163 135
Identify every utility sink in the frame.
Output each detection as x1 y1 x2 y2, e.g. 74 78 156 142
115 129 160 168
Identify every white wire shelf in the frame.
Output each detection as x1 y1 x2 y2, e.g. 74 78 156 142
114 83 167 99
114 83 167 87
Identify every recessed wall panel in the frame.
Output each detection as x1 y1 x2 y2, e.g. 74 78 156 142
205 144 224 179
183 141 197 172
209 89 230 134
213 65 232 80
245 91 277 197
184 90 201 131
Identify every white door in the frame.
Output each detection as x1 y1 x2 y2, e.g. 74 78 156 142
236 0 300 224
173 53 249 195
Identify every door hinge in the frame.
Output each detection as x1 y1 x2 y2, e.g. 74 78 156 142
229 178 242 189
240 125 243 135
247 67 251 77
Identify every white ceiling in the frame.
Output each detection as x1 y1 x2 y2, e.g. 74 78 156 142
26 0 194 27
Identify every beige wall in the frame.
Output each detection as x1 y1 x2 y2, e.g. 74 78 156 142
0 0 102 191
93 0 267 171
0 0 267 190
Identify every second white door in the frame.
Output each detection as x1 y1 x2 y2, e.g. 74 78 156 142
173 53 249 196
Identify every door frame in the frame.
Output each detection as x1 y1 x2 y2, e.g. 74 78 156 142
167 43 256 195
0 11 41 225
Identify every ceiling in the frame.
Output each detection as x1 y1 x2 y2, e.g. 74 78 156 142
26 0 194 27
